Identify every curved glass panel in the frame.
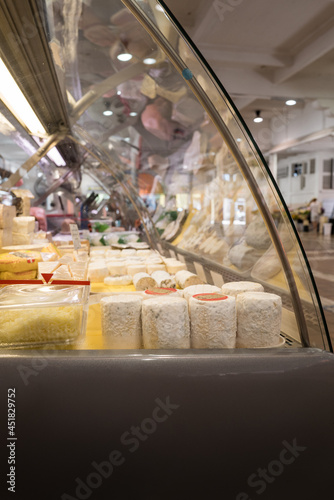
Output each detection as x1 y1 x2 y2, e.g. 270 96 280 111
0 0 330 351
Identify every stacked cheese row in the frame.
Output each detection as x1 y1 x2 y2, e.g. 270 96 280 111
88 248 187 284
100 281 282 349
0 204 15 248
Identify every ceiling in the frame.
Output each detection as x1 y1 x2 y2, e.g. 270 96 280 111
164 0 334 154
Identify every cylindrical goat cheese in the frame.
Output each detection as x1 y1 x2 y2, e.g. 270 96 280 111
151 271 176 288
221 281 264 297
165 260 187 274
142 297 190 349
189 293 236 348
127 264 146 277
133 272 157 291
104 275 133 286
175 270 204 289
101 295 142 348
107 261 128 276
183 284 221 302
236 292 282 347
106 249 121 258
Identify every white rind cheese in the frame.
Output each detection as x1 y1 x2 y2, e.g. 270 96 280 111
104 275 133 286
101 295 142 348
121 249 137 256
88 264 109 282
221 281 264 296
151 271 176 288
142 297 190 349
146 263 166 274
127 264 146 276
189 294 236 348
183 284 221 302
133 272 157 291
165 260 187 274
107 261 127 276
175 270 204 289
236 292 282 347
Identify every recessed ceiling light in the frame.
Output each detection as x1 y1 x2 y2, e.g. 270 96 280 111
103 110 113 116
129 112 138 117
117 53 133 62
143 57 156 65
285 99 297 106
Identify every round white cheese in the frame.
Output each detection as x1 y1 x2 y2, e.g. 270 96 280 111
133 272 157 291
175 270 204 289
101 295 142 348
107 261 128 276
146 263 166 274
189 293 236 348
142 297 190 349
236 292 282 347
127 264 146 277
221 281 264 297
183 284 221 302
151 271 176 288
165 260 187 274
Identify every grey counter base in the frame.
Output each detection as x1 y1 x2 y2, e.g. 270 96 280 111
0 348 333 499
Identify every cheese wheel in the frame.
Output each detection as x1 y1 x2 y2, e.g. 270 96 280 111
12 232 34 245
151 271 176 288
183 284 221 302
189 293 236 348
88 264 108 282
236 292 282 347
12 216 35 234
143 287 179 299
146 263 166 274
101 295 142 348
165 260 187 274
221 281 264 297
104 275 133 286
142 297 190 349
107 261 127 276
127 264 146 277
175 270 204 289
0 228 12 248
133 272 157 291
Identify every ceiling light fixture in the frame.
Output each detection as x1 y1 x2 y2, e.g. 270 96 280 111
143 57 156 65
129 111 138 117
285 99 297 106
0 58 46 137
253 110 263 123
117 53 133 62
103 102 113 116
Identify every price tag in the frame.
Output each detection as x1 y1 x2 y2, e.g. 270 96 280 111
194 262 206 282
69 224 82 250
210 271 224 287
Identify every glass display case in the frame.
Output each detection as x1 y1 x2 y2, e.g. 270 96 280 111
0 1 334 498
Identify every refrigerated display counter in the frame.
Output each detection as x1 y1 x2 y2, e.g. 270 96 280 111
0 1 333 498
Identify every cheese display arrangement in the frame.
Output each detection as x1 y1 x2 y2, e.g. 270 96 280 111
189 293 236 348
0 284 89 347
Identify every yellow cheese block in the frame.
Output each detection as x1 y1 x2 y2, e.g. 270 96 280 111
0 205 16 229
0 269 37 280
0 251 42 272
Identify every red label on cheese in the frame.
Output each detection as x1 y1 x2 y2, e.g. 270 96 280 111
193 293 228 301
